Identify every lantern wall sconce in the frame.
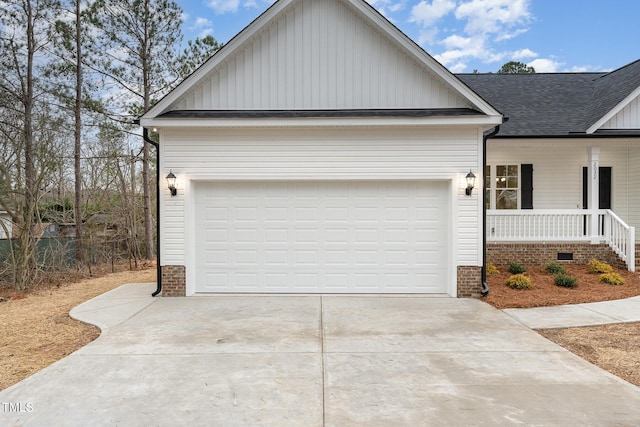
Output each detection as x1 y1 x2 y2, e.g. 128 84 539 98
465 170 476 196
166 171 177 196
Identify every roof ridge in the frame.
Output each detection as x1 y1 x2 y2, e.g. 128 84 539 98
595 58 640 80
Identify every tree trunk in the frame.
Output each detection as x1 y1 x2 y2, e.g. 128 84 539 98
141 0 155 260
17 0 39 290
74 0 84 263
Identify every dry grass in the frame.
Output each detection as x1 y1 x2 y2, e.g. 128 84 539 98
0 267 156 391
539 323 640 387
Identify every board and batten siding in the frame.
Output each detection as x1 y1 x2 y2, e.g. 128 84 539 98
487 142 631 221
172 0 470 111
160 126 483 268
628 147 640 234
602 95 640 129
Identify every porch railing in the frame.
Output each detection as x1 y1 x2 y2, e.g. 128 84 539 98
487 209 635 271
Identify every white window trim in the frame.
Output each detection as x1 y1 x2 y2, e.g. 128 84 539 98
486 164 521 210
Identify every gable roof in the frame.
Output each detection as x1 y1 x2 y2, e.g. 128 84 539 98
586 59 640 133
458 59 640 137
141 0 500 126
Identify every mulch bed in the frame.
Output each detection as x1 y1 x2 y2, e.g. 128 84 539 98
484 264 640 309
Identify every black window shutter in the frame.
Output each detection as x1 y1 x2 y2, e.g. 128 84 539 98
521 164 533 209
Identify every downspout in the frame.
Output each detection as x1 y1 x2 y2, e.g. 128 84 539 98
142 127 162 297
481 123 503 296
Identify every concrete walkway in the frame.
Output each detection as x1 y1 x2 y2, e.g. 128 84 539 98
1 284 640 426
504 295 640 329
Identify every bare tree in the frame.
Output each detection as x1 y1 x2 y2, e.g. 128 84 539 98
87 0 184 260
0 0 61 289
52 0 93 263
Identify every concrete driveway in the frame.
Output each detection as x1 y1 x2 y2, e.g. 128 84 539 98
1 283 640 426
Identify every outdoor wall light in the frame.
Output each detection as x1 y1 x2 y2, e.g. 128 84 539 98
465 170 476 196
166 171 177 196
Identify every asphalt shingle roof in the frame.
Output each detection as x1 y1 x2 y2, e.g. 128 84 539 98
457 59 640 137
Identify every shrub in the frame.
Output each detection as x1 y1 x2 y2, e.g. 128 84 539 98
508 262 527 275
486 262 499 275
599 272 625 286
588 259 613 274
545 261 566 275
506 273 532 290
554 273 577 288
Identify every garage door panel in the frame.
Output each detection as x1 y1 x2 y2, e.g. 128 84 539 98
195 181 449 293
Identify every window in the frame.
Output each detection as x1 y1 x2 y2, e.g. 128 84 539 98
496 165 518 209
486 164 533 210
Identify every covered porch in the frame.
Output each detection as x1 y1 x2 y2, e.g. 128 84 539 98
487 209 636 271
485 143 640 272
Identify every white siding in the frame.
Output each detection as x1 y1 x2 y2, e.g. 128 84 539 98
488 142 630 220
172 0 470 111
160 126 481 269
602 95 640 129
628 147 640 233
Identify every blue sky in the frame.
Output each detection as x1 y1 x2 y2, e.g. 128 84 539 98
176 0 640 73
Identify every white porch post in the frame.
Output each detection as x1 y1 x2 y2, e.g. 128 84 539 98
588 147 600 243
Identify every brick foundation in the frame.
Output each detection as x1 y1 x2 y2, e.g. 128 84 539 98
487 243 627 270
457 266 483 298
159 246 627 298
161 265 186 297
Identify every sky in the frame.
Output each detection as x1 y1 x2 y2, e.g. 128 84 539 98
175 0 640 73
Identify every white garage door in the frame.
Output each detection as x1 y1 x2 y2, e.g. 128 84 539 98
194 181 449 293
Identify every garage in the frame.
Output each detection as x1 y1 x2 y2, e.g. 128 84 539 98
194 180 450 293
141 0 504 297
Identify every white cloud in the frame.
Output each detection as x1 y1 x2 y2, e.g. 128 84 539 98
199 28 214 38
494 27 528 41
528 58 562 73
193 17 213 28
187 16 214 39
436 33 505 68
441 34 473 50
511 48 537 60
448 62 468 73
207 0 240 14
455 0 531 36
416 28 440 45
389 2 405 12
410 0 456 27
206 0 274 13
366 0 406 19
409 0 532 72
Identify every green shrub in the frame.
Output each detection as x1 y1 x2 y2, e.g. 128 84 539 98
599 272 625 286
546 261 566 275
554 273 576 288
506 273 532 290
588 259 613 274
508 262 527 275
486 262 499 275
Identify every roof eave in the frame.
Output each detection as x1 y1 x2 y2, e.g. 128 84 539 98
140 115 503 129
